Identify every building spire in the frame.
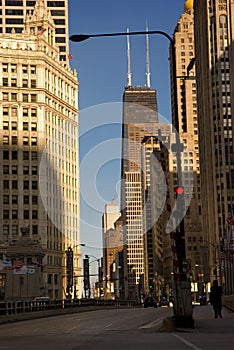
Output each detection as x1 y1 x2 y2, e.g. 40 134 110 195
146 21 151 88
127 28 132 87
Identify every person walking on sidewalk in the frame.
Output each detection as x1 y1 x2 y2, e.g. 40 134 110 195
210 279 223 318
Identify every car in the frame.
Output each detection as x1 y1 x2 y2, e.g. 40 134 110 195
144 296 157 308
158 296 170 307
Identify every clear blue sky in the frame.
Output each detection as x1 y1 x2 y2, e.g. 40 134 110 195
68 0 186 259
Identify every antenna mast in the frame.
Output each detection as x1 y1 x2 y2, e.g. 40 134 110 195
127 28 132 87
146 22 151 88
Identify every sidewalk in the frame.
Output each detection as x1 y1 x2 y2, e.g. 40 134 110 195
162 304 234 333
191 304 234 333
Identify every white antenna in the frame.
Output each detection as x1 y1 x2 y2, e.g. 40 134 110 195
127 28 132 87
146 22 151 88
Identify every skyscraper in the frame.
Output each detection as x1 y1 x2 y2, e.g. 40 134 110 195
0 0 79 299
194 0 234 292
0 0 69 61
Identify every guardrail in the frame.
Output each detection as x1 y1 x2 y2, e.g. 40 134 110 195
0 298 138 316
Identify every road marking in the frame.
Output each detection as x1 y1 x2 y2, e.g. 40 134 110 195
139 318 163 329
172 334 203 350
105 323 113 328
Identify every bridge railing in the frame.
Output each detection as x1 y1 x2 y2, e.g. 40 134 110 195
0 298 138 316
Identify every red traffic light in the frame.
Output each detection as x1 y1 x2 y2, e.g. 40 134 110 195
175 187 184 195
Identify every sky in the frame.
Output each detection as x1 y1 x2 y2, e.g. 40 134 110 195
68 0 186 263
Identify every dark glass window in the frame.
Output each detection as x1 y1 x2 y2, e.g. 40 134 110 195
54 19 65 25
56 28 65 34
55 37 65 43
6 9 23 15
51 10 65 16
26 1 36 6
6 19 23 24
47 1 65 7
24 195 29 204
5 0 23 4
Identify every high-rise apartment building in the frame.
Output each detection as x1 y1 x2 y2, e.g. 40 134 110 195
121 86 160 300
194 0 234 292
0 0 69 61
0 0 79 299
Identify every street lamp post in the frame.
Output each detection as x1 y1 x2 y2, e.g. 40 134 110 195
70 29 193 326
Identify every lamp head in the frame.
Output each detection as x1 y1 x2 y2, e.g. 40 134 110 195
70 34 90 42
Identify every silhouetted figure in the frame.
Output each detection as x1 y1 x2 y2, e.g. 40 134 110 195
210 280 223 318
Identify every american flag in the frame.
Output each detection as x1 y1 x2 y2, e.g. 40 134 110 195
68 53 73 59
5 259 24 270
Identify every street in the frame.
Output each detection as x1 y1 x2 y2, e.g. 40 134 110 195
0 305 233 350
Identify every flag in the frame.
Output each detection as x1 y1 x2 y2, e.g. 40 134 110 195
226 216 234 225
6 259 24 270
68 53 73 59
37 28 47 35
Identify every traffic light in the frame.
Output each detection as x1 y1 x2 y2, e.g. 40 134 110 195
149 279 154 290
175 187 184 195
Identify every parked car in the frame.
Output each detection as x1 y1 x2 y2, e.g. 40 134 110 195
144 296 157 308
158 296 170 307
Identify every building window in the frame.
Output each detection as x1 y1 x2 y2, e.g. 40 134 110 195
12 210 18 219
31 122 37 131
3 63 8 72
31 152 37 160
12 225 18 235
23 137 29 145
31 65 36 74
32 166 37 175
3 180 9 189
23 151 29 160
12 136 18 145
22 65 28 73
3 136 9 144
32 195 38 205
23 94 28 102
3 225 9 235
3 195 9 204
12 195 18 204
3 151 9 160
23 166 29 175
31 109 37 117
3 78 8 86
24 195 29 204
3 211 9 220
3 121 9 130
31 94 37 102
12 180 18 189
32 225 38 234
23 122 28 130
31 137 37 146
2 92 8 100
31 80 36 88
11 121 17 130
11 78 17 87
23 79 28 88
12 151 17 160
24 210 30 219
32 181 37 190
48 274 52 284
3 107 9 116
24 181 29 190
3 165 9 174
32 210 38 219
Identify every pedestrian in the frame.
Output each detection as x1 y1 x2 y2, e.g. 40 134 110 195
210 279 223 318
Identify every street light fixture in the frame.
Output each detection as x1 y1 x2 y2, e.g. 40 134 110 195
70 29 193 326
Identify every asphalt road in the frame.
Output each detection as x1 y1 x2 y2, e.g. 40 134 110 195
0 305 233 350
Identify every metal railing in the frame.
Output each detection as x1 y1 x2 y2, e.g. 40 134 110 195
0 298 138 316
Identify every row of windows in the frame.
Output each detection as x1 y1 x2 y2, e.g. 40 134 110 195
2 63 36 74
3 180 38 190
3 210 38 219
2 137 37 150
3 165 37 175
2 78 36 88
2 224 38 235
3 108 37 118
2 151 37 161
3 122 37 132
3 194 38 205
